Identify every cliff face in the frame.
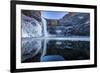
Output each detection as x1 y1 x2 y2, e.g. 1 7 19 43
21 10 43 37
58 12 90 36
46 12 90 36
21 10 90 37
22 10 41 22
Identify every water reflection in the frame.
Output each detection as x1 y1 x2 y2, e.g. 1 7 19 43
21 38 43 62
21 38 90 63
46 40 90 60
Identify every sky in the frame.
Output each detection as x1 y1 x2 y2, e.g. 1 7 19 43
41 11 68 20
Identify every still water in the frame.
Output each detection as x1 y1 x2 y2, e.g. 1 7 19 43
21 37 90 63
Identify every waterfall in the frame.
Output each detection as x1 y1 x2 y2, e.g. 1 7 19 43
41 17 48 37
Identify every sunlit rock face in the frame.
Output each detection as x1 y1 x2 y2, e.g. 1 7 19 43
21 14 42 37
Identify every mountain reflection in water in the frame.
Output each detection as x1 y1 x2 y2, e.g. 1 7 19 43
21 37 90 63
